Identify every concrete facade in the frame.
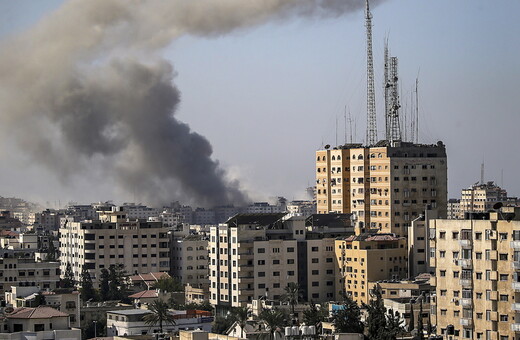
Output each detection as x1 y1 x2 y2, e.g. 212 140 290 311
316 142 447 237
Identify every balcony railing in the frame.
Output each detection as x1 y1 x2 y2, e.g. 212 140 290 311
511 241 520 249
512 261 520 270
511 323 520 332
460 279 473 288
460 318 472 327
459 239 472 248
460 298 472 307
512 303 520 311
512 282 520 291
459 259 472 269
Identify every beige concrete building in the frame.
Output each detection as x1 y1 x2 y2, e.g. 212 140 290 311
171 234 209 292
408 208 438 277
209 213 353 310
59 210 170 287
316 141 447 237
459 181 516 219
0 250 61 295
430 206 520 340
335 233 407 305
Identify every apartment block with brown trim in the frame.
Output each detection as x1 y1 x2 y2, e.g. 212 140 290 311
316 141 447 237
430 207 520 340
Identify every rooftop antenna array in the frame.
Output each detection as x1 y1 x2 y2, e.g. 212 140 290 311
384 42 402 144
365 0 377 146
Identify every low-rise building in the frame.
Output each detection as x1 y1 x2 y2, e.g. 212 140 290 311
106 309 213 336
335 233 408 305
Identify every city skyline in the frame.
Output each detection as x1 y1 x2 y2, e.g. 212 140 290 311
0 0 518 206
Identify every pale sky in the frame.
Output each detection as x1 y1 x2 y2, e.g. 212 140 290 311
0 0 519 207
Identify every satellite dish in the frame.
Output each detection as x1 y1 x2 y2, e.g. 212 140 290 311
324 144 330 149
493 202 503 210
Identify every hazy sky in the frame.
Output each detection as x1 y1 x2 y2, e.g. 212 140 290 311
0 0 519 207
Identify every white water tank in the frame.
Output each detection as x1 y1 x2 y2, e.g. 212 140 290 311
308 326 316 335
285 327 292 336
291 326 299 336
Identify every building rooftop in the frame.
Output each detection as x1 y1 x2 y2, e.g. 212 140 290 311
128 272 170 283
344 233 403 242
225 213 286 227
128 290 158 299
8 306 69 319
107 309 152 316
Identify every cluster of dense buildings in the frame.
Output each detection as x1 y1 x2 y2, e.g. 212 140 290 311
0 139 518 340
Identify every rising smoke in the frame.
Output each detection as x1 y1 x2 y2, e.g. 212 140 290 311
0 0 385 207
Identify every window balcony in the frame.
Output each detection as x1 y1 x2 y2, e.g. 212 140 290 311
511 303 520 311
512 261 520 270
511 241 520 249
460 279 473 288
459 259 472 269
460 318 472 327
512 282 520 291
459 239 472 248
511 323 520 332
460 298 472 307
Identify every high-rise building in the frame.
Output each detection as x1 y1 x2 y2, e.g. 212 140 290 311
208 213 353 310
59 209 170 287
459 181 516 219
429 206 520 340
316 141 447 237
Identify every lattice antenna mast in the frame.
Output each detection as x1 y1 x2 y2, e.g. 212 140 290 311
365 0 377 146
384 39 390 141
388 56 402 143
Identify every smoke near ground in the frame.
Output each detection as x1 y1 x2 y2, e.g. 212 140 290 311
0 0 385 207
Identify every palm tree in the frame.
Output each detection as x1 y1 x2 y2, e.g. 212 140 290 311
283 282 301 317
231 306 251 338
259 308 287 340
143 300 176 334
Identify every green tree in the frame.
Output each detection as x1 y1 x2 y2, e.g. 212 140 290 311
46 236 58 261
416 301 424 340
107 264 129 302
332 295 364 334
231 306 251 338
283 282 302 317
99 268 110 301
259 308 287 340
80 266 97 302
61 263 75 288
408 302 415 333
364 286 388 340
386 309 405 340
152 277 184 292
212 315 235 334
33 292 46 307
303 301 329 329
143 300 176 333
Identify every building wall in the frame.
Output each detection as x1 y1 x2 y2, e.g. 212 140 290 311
59 216 170 287
335 237 407 305
430 208 520 340
316 143 447 237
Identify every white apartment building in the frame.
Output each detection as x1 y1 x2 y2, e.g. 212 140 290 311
59 210 170 287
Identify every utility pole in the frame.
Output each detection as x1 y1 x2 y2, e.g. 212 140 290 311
365 0 377 146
